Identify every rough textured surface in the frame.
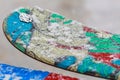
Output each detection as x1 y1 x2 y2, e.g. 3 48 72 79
0 63 79 80
3 7 120 80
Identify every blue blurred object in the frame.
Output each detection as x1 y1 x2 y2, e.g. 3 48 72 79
0 63 49 80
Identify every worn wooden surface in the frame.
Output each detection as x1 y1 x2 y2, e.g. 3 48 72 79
0 0 120 80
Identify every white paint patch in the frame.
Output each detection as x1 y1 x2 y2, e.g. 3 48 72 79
19 13 33 22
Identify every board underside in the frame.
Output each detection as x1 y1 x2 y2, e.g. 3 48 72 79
3 7 120 80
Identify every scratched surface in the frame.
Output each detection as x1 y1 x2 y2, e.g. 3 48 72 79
0 0 120 80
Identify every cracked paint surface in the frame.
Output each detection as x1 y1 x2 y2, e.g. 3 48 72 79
3 7 120 80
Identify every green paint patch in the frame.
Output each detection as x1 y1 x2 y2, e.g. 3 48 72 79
49 19 59 23
14 42 25 52
19 8 30 13
89 49 120 53
86 32 97 37
51 13 65 20
77 56 116 78
112 34 120 44
86 32 120 53
63 20 72 24
50 13 65 23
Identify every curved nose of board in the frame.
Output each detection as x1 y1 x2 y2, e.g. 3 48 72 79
3 7 120 80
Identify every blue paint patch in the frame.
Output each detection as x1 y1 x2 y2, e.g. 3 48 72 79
55 56 76 69
77 56 116 78
112 59 120 66
77 56 93 73
0 64 49 80
6 12 32 42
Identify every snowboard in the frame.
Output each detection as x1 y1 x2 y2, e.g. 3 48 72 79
3 7 120 80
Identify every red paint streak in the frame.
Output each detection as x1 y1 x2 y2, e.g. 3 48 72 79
56 43 71 49
72 46 83 50
89 52 120 69
83 26 97 33
56 43 83 50
103 31 111 34
45 73 79 80
83 26 111 34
